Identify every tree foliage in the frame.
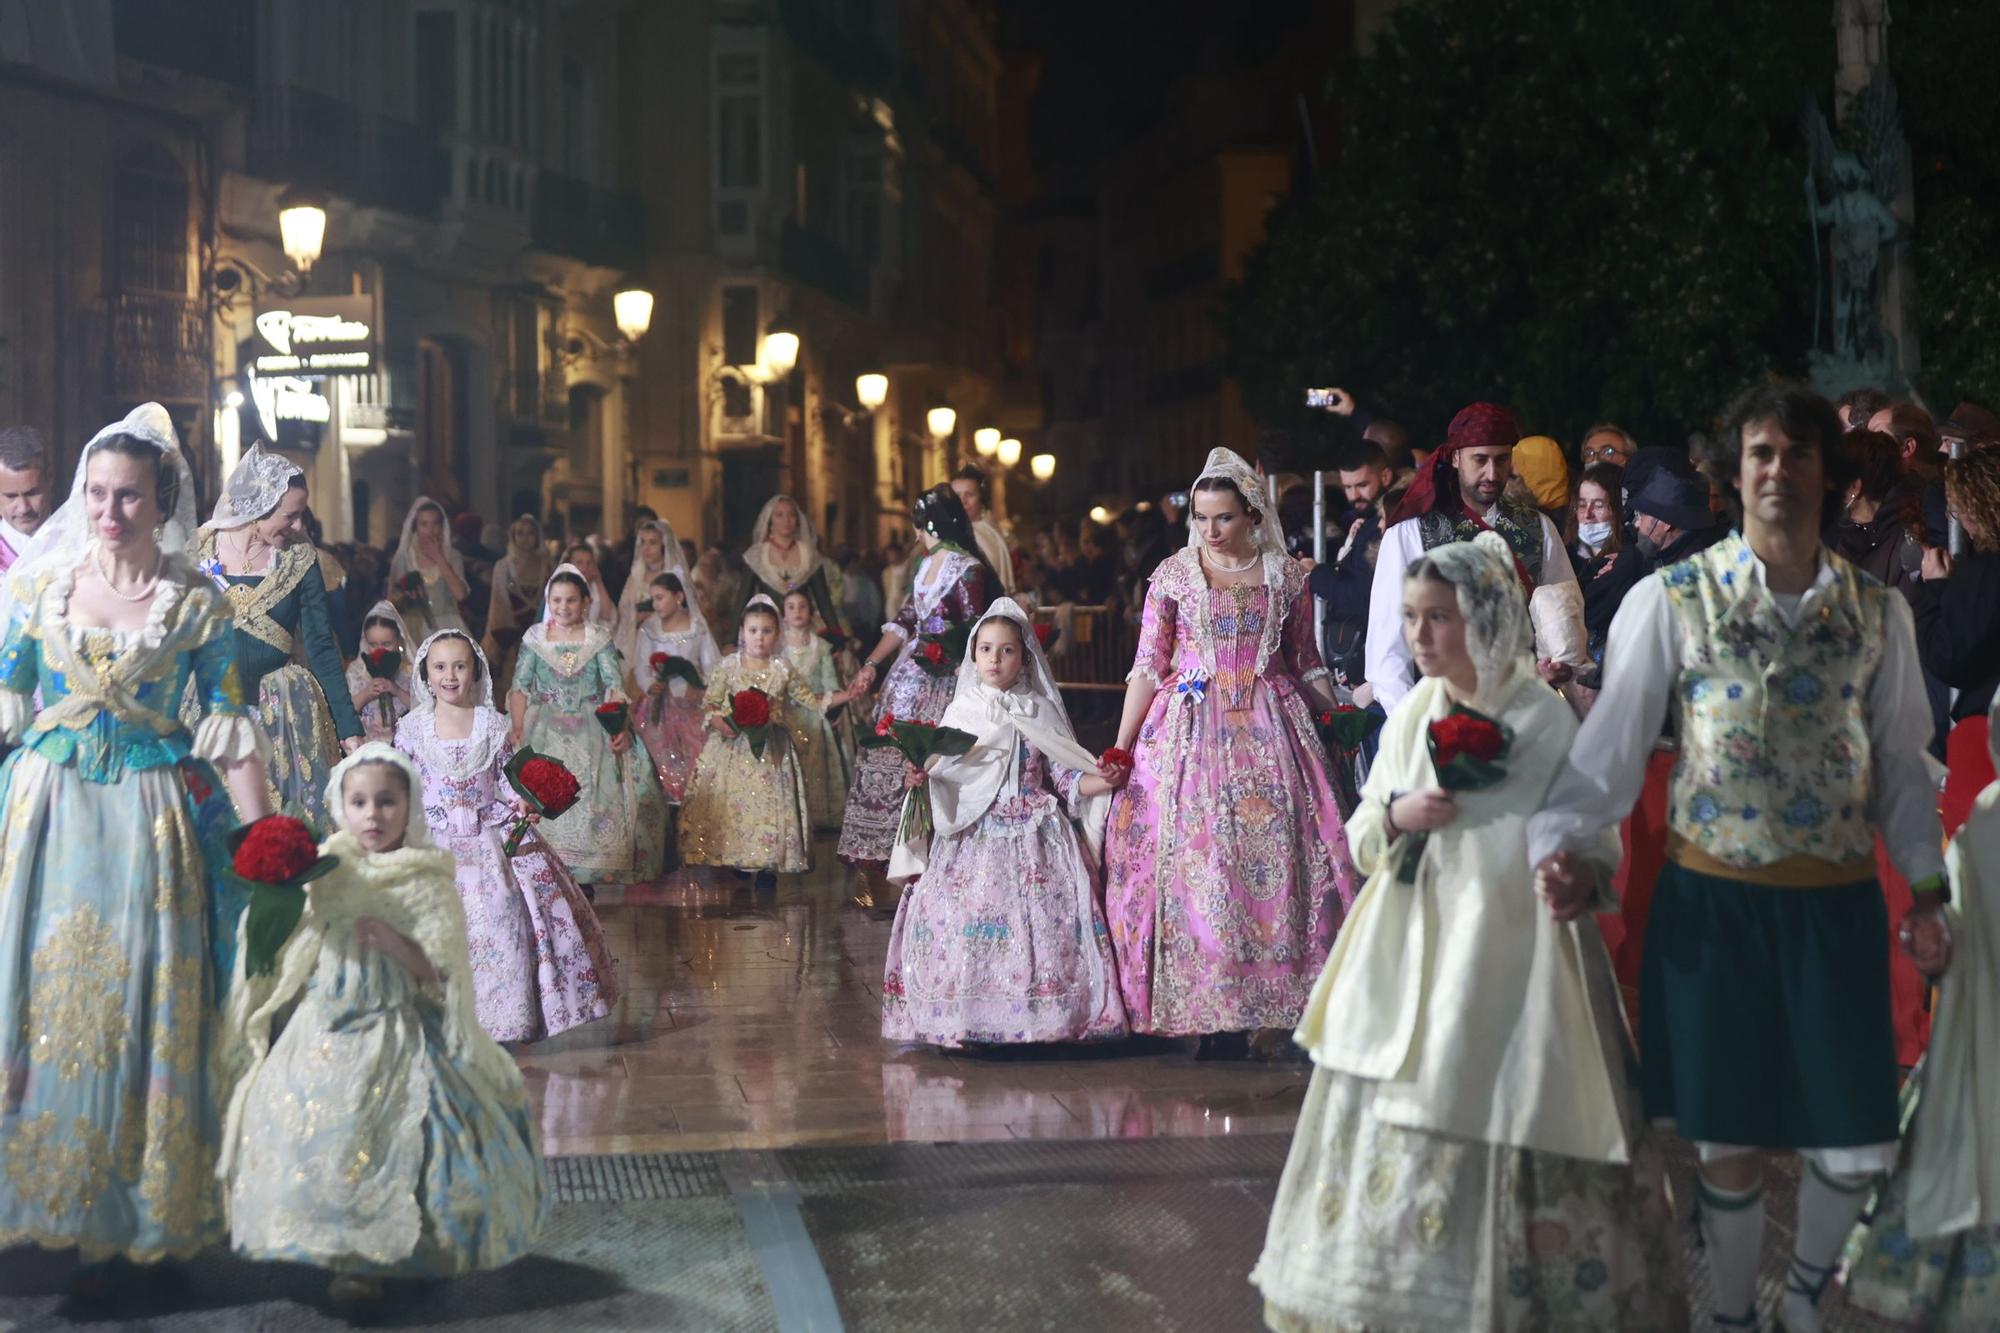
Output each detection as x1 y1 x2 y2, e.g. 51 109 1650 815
1224 0 1831 453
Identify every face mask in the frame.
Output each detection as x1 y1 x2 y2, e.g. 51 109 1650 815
1577 521 1614 550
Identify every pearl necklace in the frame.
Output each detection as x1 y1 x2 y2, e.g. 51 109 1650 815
1200 546 1260 574
93 543 162 602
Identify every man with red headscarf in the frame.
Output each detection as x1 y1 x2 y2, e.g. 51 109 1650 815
1363 402 1583 714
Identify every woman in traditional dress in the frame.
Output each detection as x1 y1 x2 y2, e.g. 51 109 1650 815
613 516 686 679
741 494 848 638
779 587 853 831
482 513 550 694
346 599 418 745
881 599 1128 1047
0 403 274 1270
191 443 362 828
630 570 721 805
837 486 999 875
401 631 618 1040
1102 447 1359 1057
691 546 741 648
1249 533 1686 1331
508 564 668 884
388 496 471 643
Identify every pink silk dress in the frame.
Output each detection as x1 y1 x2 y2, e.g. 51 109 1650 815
1103 548 1359 1036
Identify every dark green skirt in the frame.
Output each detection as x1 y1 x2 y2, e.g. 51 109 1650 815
1638 861 1899 1148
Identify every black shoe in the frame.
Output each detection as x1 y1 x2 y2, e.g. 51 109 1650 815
1194 1031 1250 1061
753 870 778 891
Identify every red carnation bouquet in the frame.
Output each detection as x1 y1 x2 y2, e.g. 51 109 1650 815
1315 702 1384 757
226 815 339 975
1032 621 1060 653
912 621 973 678
362 647 404 730
860 717 978 844
728 687 775 759
391 570 431 621
1396 703 1513 884
647 652 705 726
501 747 583 854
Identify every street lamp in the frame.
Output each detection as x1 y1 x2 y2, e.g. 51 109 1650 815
856 373 889 411
276 185 328 274
973 427 1000 458
613 287 655 342
1030 453 1056 481
996 437 1022 468
927 406 957 439
760 322 800 378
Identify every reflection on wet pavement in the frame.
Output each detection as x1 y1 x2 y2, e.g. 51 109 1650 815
517 837 1308 1156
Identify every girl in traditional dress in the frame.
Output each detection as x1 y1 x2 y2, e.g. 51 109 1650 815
191 442 363 827
680 596 852 886
400 630 618 1041
1103 447 1359 1057
346 600 417 745
741 494 847 636
614 517 686 674
631 570 720 805
219 744 547 1309
779 587 853 830
1249 533 1685 1332
388 496 471 642
509 565 667 884
1843 693 1998 1331
0 404 274 1273
560 542 619 631
838 486 1000 875
482 513 550 694
881 599 1128 1047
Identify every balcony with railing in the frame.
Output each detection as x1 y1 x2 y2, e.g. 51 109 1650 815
530 172 645 270
248 86 449 219
75 293 210 404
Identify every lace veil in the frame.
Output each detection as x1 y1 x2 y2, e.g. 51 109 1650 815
388 495 465 583
203 442 302 531
1412 531 1534 710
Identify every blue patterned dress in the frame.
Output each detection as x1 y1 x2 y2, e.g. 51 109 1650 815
0 554 260 1260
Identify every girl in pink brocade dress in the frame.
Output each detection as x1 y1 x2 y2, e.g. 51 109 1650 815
837 485 999 868
397 629 619 1043
1103 448 1360 1052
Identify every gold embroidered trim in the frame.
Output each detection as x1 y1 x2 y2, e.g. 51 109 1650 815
27 906 132 1081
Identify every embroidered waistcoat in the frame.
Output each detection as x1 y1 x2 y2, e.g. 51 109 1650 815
1416 499 1545 585
1660 533 1885 868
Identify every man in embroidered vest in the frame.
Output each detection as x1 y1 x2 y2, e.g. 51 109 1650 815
1530 383 1953 1333
0 426 51 579
1363 401 1585 714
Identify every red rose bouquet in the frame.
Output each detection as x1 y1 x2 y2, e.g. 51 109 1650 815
226 815 339 975
647 652 705 726
1315 702 1384 756
362 647 404 730
729 687 775 759
391 570 431 621
912 621 972 678
501 748 583 854
1396 703 1513 884
860 718 978 845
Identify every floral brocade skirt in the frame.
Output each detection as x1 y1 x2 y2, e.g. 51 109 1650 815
258 662 341 832
634 691 706 805
836 650 955 866
680 735 812 874
1251 1066 1687 1332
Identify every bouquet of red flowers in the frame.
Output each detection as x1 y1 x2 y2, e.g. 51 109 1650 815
647 652 705 725
912 621 972 678
391 570 431 620
362 647 404 729
729 687 775 759
226 815 339 975
501 747 583 854
860 717 978 845
1315 703 1384 756
594 700 630 738
1396 703 1512 884
1032 621 1060 653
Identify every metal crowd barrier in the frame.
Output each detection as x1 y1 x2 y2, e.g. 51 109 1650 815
1030 604 1134 692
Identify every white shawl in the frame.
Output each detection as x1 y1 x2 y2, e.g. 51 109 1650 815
887 598 1109 884
1902 711 2000 1238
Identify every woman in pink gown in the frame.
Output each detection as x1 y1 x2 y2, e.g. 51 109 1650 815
1103 448 1360 1056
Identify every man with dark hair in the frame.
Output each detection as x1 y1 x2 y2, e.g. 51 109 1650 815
1837 386 1892 432
1309 441 1395 698
1532 381 1947 1333
1867 402 1950 547
0 426 50 577
950 464 1015 593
